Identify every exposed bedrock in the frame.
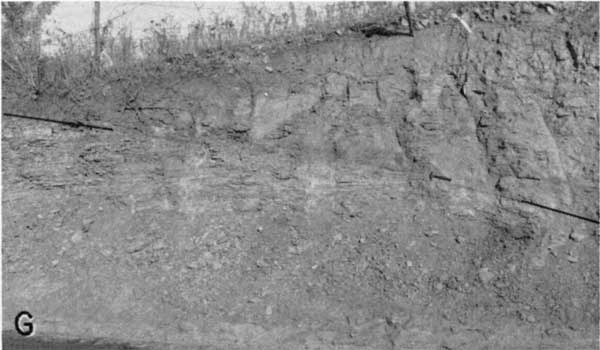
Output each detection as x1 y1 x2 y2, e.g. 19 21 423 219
3 4 598 349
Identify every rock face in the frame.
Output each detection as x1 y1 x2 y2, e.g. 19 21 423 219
2 3 598 350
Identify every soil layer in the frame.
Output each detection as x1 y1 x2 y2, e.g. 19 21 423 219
3 3 599 350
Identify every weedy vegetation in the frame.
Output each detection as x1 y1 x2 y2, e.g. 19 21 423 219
2 2 405 99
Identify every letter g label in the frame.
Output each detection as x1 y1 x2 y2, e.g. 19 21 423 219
15 311 34 336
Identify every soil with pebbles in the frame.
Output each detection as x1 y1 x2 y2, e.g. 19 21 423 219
2 2 598 349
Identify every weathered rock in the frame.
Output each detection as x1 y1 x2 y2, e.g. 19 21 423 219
174 110 195 130
70 232 83 244
479 267 495 284
2 4 598 349
82 219 94 233
251 90 320 139
569 230 586 242
521 3 535 14
324 73 348 97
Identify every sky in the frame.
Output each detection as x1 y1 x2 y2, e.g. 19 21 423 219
43 2 325 38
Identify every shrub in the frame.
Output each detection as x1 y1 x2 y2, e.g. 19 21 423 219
2 2 58 95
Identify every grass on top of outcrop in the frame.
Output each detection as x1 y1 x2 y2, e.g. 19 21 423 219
2 2 410 101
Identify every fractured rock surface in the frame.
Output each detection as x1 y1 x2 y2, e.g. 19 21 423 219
2 3 598 349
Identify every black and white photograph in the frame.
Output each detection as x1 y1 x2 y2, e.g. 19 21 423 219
2 1 599 349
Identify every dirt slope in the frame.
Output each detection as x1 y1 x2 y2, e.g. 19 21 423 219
3 3 599 349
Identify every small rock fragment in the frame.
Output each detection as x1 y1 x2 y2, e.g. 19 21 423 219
521 3 535 14
567 252 578 263
335 29 343 36
126 240 147 253
531 253 547 268
266 305 273 316
152 240 167 251
406 260 413 267
424 230 439 237
265 66 274 73
565 97 587 108
552 41 571 61
569 231 586 242
174 110 195 130
556 108 571 118
70 232 83 244
51 259 59 267
82 219 94 233
494 280 508 288
478 267 495 284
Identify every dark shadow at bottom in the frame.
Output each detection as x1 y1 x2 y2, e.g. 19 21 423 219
3 332 141 350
